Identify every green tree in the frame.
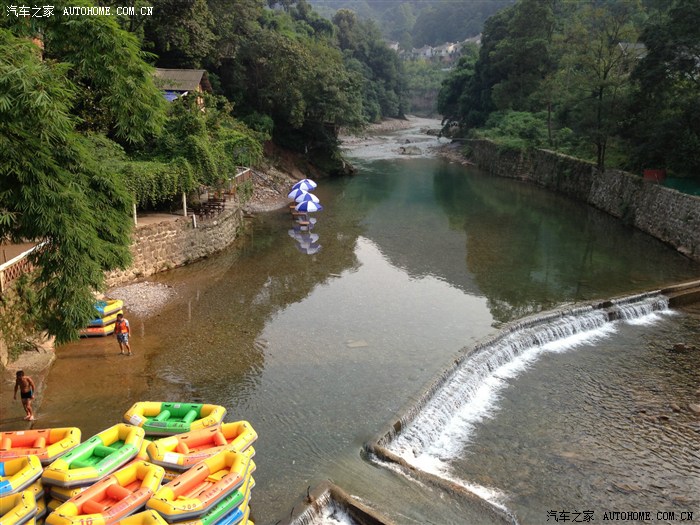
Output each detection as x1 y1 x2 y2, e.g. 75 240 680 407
625 1 700 178
143 0 216 68
437 46 479 129
0 31 133 343
556 0 641 170
2 0 167 146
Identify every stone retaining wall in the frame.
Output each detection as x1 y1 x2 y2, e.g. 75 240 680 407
467 140 700 261
105 207 244 287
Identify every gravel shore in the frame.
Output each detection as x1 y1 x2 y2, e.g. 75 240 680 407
106 281 177 317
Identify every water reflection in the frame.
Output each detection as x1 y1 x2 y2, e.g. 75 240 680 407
329 158 699 324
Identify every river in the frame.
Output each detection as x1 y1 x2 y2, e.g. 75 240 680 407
3 119 699 524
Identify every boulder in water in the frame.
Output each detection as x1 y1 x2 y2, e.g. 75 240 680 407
671 343 699 352
399 145 422 155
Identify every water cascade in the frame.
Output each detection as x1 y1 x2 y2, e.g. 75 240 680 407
374 292 670 474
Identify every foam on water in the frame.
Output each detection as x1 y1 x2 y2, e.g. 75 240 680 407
383 293 671 510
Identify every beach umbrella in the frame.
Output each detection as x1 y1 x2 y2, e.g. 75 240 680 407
296 242 322 255
287 230 319 244
295 201 324 213
291 179 317 192
295 192 320 204
287 188 308 200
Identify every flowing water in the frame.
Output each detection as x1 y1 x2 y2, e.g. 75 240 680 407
3 119 699 524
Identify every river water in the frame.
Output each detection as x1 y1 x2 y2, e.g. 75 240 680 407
4 120 699 524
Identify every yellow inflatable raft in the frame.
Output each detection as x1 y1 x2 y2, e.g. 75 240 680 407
1 428 81 465
146 448 254 521
123 403 226 436
115 510 168 525
95 300 124 318
146 421 257 471
42 424 144 488
46 461 164 525
88 310 123 328
0 456 43 496
175 473 254 525
79 325 115 337
48 485 87 504
0 490 37 525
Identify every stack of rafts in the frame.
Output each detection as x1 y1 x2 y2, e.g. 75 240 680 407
0 402 257 525
287 178 322 254
79 300 124 337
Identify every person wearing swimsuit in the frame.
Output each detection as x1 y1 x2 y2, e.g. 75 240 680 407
13 370 36 421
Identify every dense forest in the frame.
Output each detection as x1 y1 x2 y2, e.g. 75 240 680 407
0 0 408 342
438 0 700 180
307 0 513 48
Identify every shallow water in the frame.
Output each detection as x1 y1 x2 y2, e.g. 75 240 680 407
3 120 699 524
448 311 700 523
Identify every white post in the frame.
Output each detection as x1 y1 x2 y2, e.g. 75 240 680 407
133 202 138 226
182 192 187 216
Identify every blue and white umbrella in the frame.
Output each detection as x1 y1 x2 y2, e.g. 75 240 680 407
287 230 319 244
287 188 308 200
291 179 317 192
296 242 322 255
295 201 324 213
295 192 320 204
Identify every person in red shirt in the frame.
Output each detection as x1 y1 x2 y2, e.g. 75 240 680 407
114 313 132 356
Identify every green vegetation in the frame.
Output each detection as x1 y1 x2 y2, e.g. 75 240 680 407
0 0 410 343
439 0 700 180
403 59 449 116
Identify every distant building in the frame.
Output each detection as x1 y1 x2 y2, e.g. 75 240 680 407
403 35 481 63
618 42 647 60
153 68 211 102
385 40 400 51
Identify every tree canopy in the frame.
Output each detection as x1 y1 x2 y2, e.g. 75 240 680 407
438 0 700 179
0 29 133 343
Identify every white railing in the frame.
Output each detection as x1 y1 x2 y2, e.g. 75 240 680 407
0 242 45 294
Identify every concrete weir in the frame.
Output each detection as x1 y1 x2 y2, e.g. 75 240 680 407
282 482 395 525
358 280 700 525
282 281 700 524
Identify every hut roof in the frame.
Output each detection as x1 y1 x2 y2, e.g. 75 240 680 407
154 68 206 92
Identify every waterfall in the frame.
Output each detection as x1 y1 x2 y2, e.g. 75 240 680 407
288 490 334 525
383 293 670 465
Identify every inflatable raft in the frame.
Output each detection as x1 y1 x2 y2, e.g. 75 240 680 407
175 473 255 525
123 403 226 436
1 429 81 465
0 490 37 525
95 300 124 317
115 510 169 525
46 461 164 525
79 325 115 337
42 424 144 488
49 485 87 504
0 456 43 496
146 421 257 471
146 448 254 521
88 310 123 328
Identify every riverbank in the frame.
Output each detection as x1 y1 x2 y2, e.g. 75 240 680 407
459 139 700 262
0 156 303 402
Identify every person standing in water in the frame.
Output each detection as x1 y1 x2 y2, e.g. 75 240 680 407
114 312 132 355
13 370 36 421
